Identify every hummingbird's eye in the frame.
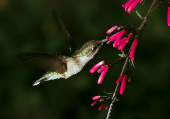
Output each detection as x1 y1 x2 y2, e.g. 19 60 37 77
92 46 98 50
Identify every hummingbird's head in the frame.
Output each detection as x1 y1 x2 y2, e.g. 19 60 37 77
73 39 108 59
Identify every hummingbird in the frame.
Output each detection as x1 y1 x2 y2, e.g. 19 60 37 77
16 11 107 86
16 39 107 86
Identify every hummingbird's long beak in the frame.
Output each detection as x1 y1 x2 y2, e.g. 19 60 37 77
101 39 108 43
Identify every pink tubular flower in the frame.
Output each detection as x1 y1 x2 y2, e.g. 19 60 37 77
98 104 105 110
92 96 101 100
116 74 124 83
122 0 143 13
97 67 109 84
128 77 131 82
106 26 117 34
106 30 126 45
90 61 109 84
89 61 105 73
129 38 138 61
168 7 170 26
120 75 127 95
116 75 131 95
91 94 111 110
113 30 126 47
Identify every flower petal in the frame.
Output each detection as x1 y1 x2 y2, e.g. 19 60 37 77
106 26 117 34
92 96 101 100
97 67 109 84
129 38 138 61
120 75 127 95
98 104 105 110
89 61 105 73
116 74 124 83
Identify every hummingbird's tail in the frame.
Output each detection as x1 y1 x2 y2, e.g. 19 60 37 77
32 72 62 86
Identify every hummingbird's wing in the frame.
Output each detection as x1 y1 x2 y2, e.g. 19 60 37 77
53 11 77 54
16 52 67 74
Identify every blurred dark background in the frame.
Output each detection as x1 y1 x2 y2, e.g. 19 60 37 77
0 0 170 119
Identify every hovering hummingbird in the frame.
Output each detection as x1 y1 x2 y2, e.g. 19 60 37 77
16 39 107 86
16 11 108 86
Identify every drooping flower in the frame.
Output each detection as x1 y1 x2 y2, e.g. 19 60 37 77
129 38 138 61
92 96 101 100
116 74 131 95
106 26 133 52
120 75 127 94
122 0 143 13
89 61 109 84
106 26 117 34
91 94 111 110
167 7 170 26
106 29 127 45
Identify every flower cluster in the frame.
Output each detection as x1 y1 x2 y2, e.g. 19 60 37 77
122 0 143 13
116 74 131 95
106 25 138 61
89 61 109 84
91 95 111 110
106 26 133 52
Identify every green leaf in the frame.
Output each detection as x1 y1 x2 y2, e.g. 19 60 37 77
136 11 143 19
129 59 135 68
118 51 126 57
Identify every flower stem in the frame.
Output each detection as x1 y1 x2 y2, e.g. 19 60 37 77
106 57 129 119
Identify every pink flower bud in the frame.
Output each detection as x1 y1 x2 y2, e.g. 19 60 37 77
129 38 138 61
168 7 170 26
99 99 104 102
140 0 143 4
97 66 107 73
106 26 117 34
128 77 131 82
92 96 101 100
113 30 126 47
91 101 97 106
98 104 105 110
89 61 105 73
120 75 127 95
127 0 140 13
122 0 135 8
105 105 109 110
116 74 124 83
97 67 109 84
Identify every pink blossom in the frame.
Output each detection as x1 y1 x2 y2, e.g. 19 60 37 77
116 75 124 83
118 37 126 45
92 96 101 100
128 77 131 82
105 106 108 110
122 0 143 13
120 75 127 95
91 101 97 106
97 67 109 84
129 38 138 61
90 61 109 84
106 26 117 34
168 7 170 26
97 66 107 73
118 33 132 52
106 32 119 44
98 104 105 110
113 30 126 47
89 61 105 73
